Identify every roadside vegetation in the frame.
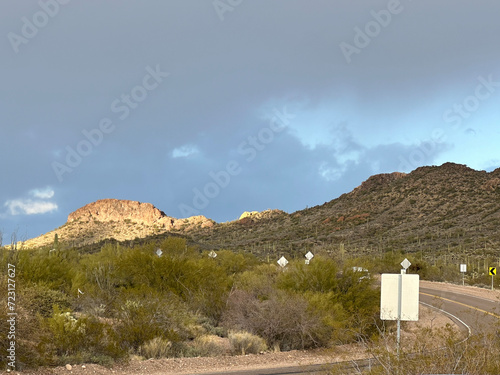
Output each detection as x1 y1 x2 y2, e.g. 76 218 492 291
1 238 498 371
0 238 380 370
329 322 500 374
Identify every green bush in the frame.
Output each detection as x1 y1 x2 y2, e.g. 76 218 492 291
213 250 259 275
109 245 233 323
19 283 72 317
39 306 126 366
16 249 78 291
114 291 195 352
235 264 280 299
277 257 338 293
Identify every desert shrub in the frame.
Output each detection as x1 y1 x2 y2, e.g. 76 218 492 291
167 341 201 358
339 324 500 375
336 267 378 311
192 335 230 357
304 291 348 343
213 250 259 275
113 291 195 352
228 331 267 355
75 244 124 296
276 258 380 343
334 268 380 341
184 257 233 323
139 337 172 359
15 249 78 291
277 257 338 293
368 250 406 274
0 313 41 370
234 264 280 299
0 274 55 370
223 289 328 350
19 283 72 317
160 237 196 257
116 298 172 350
198 315 227 337
112 246 232 311
38 306 125 366
225 259 378 350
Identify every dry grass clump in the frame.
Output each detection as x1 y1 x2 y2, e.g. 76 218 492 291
228 331 267 355
139 337 172 359
192 335 230 357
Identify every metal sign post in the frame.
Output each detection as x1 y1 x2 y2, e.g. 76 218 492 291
397 259 409 355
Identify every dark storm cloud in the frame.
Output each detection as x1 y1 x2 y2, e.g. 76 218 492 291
0 0 499 237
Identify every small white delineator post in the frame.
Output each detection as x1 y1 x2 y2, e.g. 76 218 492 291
460 264 467 286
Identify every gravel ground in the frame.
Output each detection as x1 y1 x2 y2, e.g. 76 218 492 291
9 347 360 375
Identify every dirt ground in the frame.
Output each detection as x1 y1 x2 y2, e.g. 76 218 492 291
9 281 498 375
8 348 360 375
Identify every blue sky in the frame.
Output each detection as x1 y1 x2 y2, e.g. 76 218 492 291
1 0 500 241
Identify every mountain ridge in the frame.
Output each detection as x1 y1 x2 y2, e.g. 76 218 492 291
18 162 500 261
185 162 500 259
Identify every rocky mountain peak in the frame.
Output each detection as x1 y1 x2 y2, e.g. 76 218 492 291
67 199 168 226
21 199 216 249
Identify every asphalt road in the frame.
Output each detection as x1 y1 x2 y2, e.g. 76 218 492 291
420 285 500 334
199 363 334 375
198 283 500 375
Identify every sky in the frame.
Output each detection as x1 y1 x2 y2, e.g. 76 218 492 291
1 0 500 242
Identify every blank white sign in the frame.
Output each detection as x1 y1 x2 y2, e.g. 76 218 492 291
460 264 467 273
380 273 419 321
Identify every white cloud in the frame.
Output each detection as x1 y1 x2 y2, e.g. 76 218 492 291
172 144 199 158
5 199 58 215
319 161 356 182
30 187 55 199
3 187 58 216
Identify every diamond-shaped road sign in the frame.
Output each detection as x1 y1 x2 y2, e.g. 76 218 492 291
305 251 314 261
156 249 163 257
489 267 497 276
277 256 288 268
208 250 217 259
401 258 411 270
